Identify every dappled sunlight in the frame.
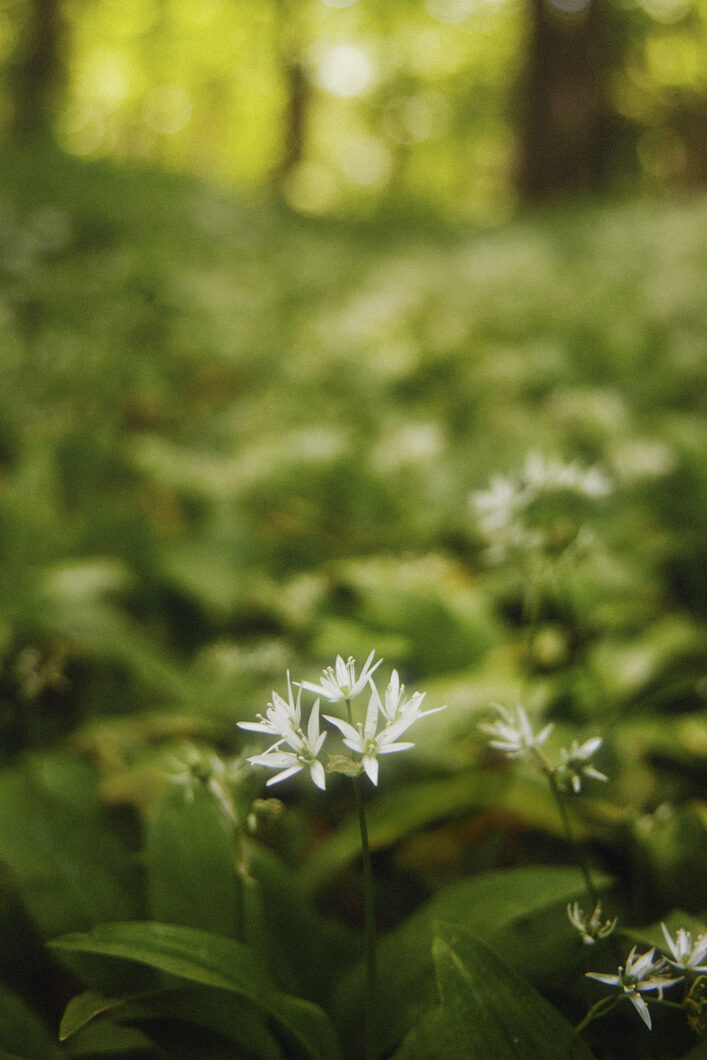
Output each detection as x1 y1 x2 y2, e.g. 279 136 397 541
313 42 376 98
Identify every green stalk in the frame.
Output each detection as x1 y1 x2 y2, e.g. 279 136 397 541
548 769 599 907
575 993 622 1033
354 773 377 1060
346 699 377 1060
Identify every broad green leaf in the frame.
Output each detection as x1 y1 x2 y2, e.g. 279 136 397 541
51 921 341 1060
335 865 608 1057
60 987 284 1060
246 844 331 1005
145 781 239 936
392 926 596 1060
0 763 139 939
59 990 130 1040
0 984 62 1060
142 988 285 1060
60 1017 153 1055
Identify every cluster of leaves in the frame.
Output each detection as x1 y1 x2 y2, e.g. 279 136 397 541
0 141 705 1058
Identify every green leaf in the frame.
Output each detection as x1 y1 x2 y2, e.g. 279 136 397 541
142 988 285 1060
392 926 596 1059
60 1017 153 1055
246 844 331 1005
50 921 341 1060
335 865 608 1057
0 984 62 1060
59 990 129 1040
60 987 284 1060
0 762 139 938
145 781 239 936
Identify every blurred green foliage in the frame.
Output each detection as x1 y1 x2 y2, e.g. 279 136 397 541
0 140 705 1057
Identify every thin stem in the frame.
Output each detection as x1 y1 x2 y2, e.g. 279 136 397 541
354 774 377 1060
547 768 599 907
346 699 377 1060
575 993 622 1033
652 998 685 1011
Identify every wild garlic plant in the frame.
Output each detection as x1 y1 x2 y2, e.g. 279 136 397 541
480 703 707 1038
473 455 707 1046
578 922 707 1033
471 451 613 636
471 451 612 568
239 652 446 1060
480 703 607 905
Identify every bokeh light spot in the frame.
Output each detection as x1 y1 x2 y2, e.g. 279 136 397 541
143 85 192 135
425 0 477 24
314 44 375 97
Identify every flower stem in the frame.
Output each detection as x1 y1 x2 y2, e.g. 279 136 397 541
354 774 377 1059
575 993 622 1033
547 768 599 907
346 699 377 1060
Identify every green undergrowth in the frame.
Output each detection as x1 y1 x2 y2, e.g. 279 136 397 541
0 139 705 1059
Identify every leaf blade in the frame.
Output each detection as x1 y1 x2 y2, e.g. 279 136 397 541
51 921 341 1060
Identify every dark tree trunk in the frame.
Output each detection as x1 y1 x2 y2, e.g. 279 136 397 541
269 0 311 187
278 57 310 178
7 0 66 139
516 0 613 201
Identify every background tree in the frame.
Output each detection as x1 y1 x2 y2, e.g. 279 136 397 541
4 0 67 139
515 0 619 200
271 0 312 183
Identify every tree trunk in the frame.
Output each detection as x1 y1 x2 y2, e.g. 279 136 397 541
7 0 66 139
516 0 612 201
278 57 310 178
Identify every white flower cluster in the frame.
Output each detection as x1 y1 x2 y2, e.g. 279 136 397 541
567 900 618 946
471 451 612 562
555 737 609 794
479 703 553 759
587 945 681 1029
575 914 707 1030
480 704 608 794
239 652 445 791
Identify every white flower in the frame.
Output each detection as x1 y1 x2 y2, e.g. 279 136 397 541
567 901 617 945
471 453 612 562
556 737 608 794
238 672 302 741
241 658 444 790
247 698 327 791
300 650 382 703
379 669 446 727
522 451 612 499
239 676 327 790
587 946 682 1029
472 474 523 535
479 704 553 759
325 685 416 786
661 923 707 972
